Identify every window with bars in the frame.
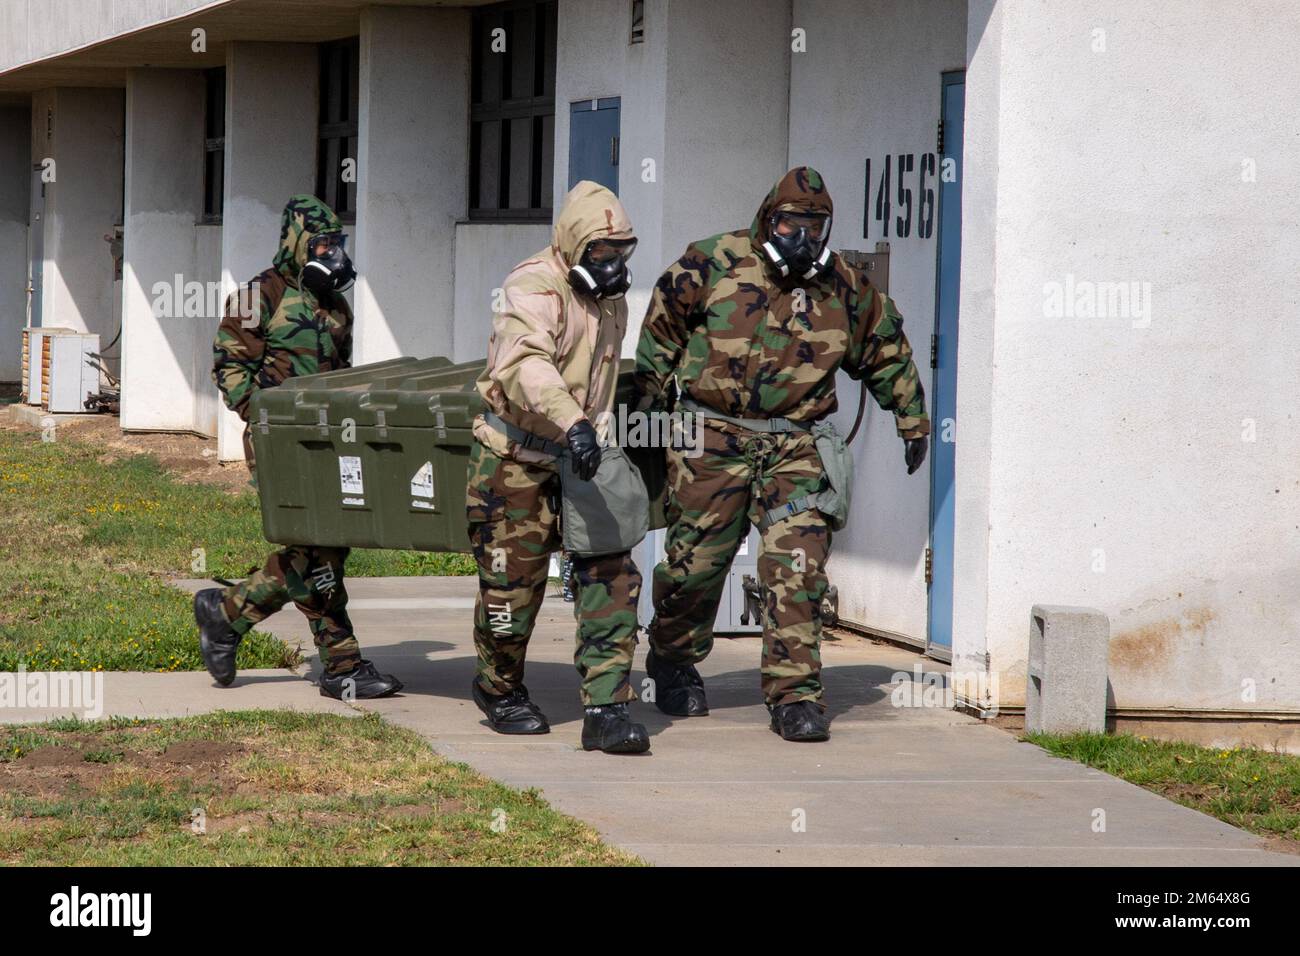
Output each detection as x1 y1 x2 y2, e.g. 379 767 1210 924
317 37 359 222
202 67 225 223
469 0 557 221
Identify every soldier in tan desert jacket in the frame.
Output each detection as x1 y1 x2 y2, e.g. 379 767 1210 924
466 180 650 755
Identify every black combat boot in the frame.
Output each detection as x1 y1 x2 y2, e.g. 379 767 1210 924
472 681 550 735
318 660 404 700
768 700 831 742
194 587 241 687
581 703 651 754
645 646 709 717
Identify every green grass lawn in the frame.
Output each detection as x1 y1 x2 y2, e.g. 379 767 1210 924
1028 731 1300 847
0 710 637 866
0 426 474 672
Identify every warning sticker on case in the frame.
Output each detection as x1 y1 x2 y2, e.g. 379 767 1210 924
410 461 434 499
338 455 364 495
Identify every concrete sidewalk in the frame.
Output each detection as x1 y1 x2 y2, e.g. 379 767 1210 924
12 576 1297 866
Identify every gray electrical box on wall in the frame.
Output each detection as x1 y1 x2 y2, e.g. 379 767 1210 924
636 527 762 635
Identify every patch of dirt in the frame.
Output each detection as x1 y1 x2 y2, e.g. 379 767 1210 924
1257 834 1300 856
2 735 246 798
157 740 244 765
15 745 87 768
986 713 1025 735
0 407 251 494
2 759 115 797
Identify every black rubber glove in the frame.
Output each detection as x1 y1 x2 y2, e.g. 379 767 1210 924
566 420 603 481
905 436 928 475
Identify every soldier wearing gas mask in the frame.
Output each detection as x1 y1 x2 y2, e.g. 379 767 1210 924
196 194 402 700
466 180 650 754
635 167 930 742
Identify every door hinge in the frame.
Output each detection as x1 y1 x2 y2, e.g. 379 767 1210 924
924 547 933 586
936 118 944 155
930 333 938 369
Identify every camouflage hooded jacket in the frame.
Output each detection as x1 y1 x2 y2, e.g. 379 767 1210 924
473 180 636 463
212 194 352 424
634 167 929 440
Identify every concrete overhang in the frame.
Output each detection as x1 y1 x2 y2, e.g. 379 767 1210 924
0 0 498 93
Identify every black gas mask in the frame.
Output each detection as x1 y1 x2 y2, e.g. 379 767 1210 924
301 232 356 299
762 210 832 280
568 238 636 300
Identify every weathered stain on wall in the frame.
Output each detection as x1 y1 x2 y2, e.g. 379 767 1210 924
1109 607 1217 673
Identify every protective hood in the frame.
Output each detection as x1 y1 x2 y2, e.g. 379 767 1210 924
272 194 345 284
748 166 834 249
551 180 635 269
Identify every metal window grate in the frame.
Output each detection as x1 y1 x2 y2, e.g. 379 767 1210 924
202 67 225 223
316 37 360 222
469 0 557 221
630 0 645 44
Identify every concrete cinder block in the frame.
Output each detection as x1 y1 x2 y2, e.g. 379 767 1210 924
1026 605 1109 735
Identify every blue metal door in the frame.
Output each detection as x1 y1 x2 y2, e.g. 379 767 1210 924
926 72 964 658
568 98 620 194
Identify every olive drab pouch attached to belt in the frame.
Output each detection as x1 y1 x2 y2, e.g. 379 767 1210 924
559 445 650 556
755 418 854 532
810 419 853 531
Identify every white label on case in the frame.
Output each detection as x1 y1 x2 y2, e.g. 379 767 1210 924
339 455 363 495
410 461 434 498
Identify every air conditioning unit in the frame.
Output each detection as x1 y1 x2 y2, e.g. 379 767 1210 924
21 329 100 412
20 327 74 406
46 333 101 413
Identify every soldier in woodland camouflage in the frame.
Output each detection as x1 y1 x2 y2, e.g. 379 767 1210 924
635 166 930 742
193 194 402 700
467 180 650 754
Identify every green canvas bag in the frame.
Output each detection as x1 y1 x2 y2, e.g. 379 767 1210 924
559 445 650 556
809 419 853 531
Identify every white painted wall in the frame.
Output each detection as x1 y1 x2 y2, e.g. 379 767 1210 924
951 0 1000 687
120 68 212 434
659 0 791 272
790 0 967 644
354 5 470 366
452 222 550 362
0 104 30 381
29 87 123 343
554 0 791 354
192 223 222 433
958 0 1300 714
217 41 317 460
554 0 657 332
